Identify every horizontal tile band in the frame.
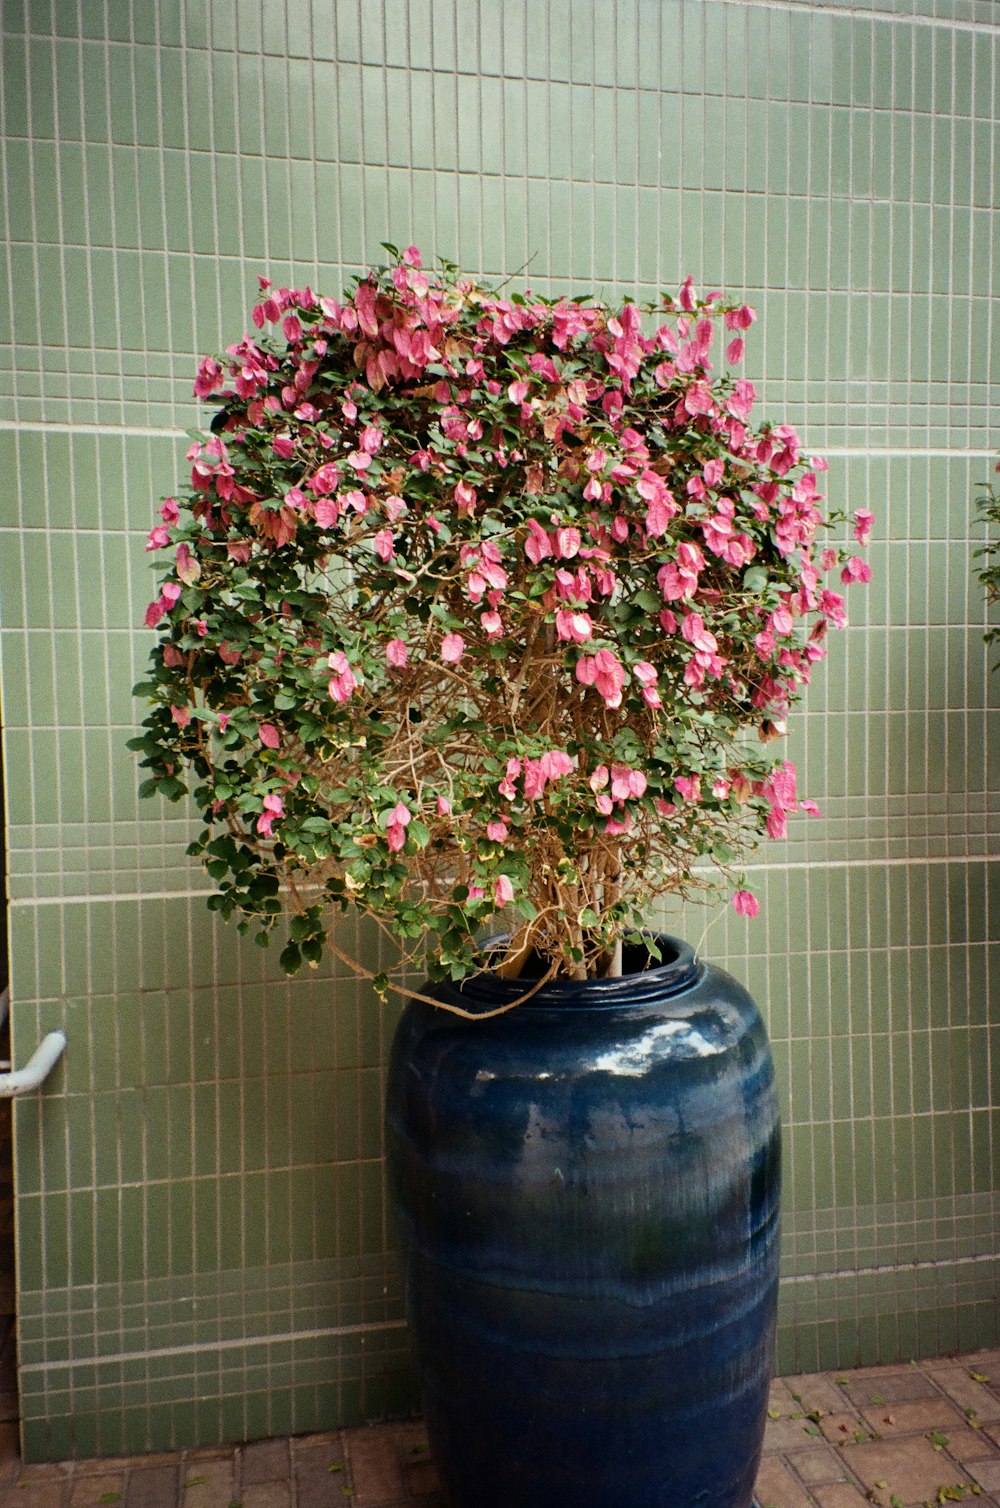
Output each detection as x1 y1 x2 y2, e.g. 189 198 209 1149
8 851 1000 910
17 1317 410 1377
783 1250 1000 1285
3 1 999 50
0 420 994 460
18 1252 999 1376
718 0 1000 36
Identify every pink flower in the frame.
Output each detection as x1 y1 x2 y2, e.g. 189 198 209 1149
732 889 760 919
486 818 509 842
441 633 465 664
374 529 395 562
552 527 581 559
437 795 452 816
160 497 180 525
328 651 360 702
674 774 701 803
725 305 756 331
170 705 191 729
386 801 411 852
256 793 284 837
146 524 170 551
493 874 515 908
610 765 647 801
841 556 872 585
852 512 873 546
726 337 745 365
259 723 280 749
556 609 593 642
386 638 408 669
819 590 847 628
194 355 224 399
498 757 522 800
454 481 477 515
575 648 626 707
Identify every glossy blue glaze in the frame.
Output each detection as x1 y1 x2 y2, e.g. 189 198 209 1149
385 936 780 1508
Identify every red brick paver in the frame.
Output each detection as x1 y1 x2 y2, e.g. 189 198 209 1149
0 1350 996 1506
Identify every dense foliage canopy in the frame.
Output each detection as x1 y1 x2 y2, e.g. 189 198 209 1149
132 248 870 988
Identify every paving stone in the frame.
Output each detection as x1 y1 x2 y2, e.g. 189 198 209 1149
243 1485 291 1508
292 1432 343 1453
764 1414 820 1451
785 1375 853 1415
297 1471 351 1508
938 1421 1000 1463
928 1367 1000 1423
294 1435 348 1493
242 1439 291 1485
969 1459 1000 1493
754 1455 813 1508
858 1397 967 1436
817 1411 868 1445
69 1473 126 1505
0 1486 71 1507
295 1437 346 1461
811 1486 869 1508
768 1380 801 1410
124 1464 181 1508
16 1463 74 1482
342 1428 406 1506
840 1435 975 1502
948 1351 1000 1378
841 1368 939 1405
181 1460 235 1507
785 1445 850 1485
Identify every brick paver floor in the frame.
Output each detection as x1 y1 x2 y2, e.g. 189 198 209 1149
0 1349 997 1506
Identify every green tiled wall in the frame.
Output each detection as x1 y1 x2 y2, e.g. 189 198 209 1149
1 0 998 1460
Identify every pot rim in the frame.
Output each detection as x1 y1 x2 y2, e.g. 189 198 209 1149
428 932 704 1012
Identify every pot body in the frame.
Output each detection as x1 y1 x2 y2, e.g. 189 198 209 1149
385 936 780 1508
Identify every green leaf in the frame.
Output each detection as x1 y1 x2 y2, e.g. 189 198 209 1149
279 941 302 975
742 565 769 593
927 1431 950 1450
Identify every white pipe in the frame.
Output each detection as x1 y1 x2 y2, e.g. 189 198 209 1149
0 1031 67 1098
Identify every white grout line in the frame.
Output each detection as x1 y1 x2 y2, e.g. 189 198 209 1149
18 1317 410 1375
9 850 1000 909
0 416 994 460
713 0 1000 37
783 1250 1000 1285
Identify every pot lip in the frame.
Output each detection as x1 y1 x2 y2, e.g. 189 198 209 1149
429 932 704 1012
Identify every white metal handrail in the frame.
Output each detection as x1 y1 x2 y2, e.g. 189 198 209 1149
0 1031 67 1097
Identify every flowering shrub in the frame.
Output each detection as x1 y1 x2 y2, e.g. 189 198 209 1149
131 247 871 988
975 455 1000 655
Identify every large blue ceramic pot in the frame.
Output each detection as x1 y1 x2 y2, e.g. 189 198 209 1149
385 934 780 1508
